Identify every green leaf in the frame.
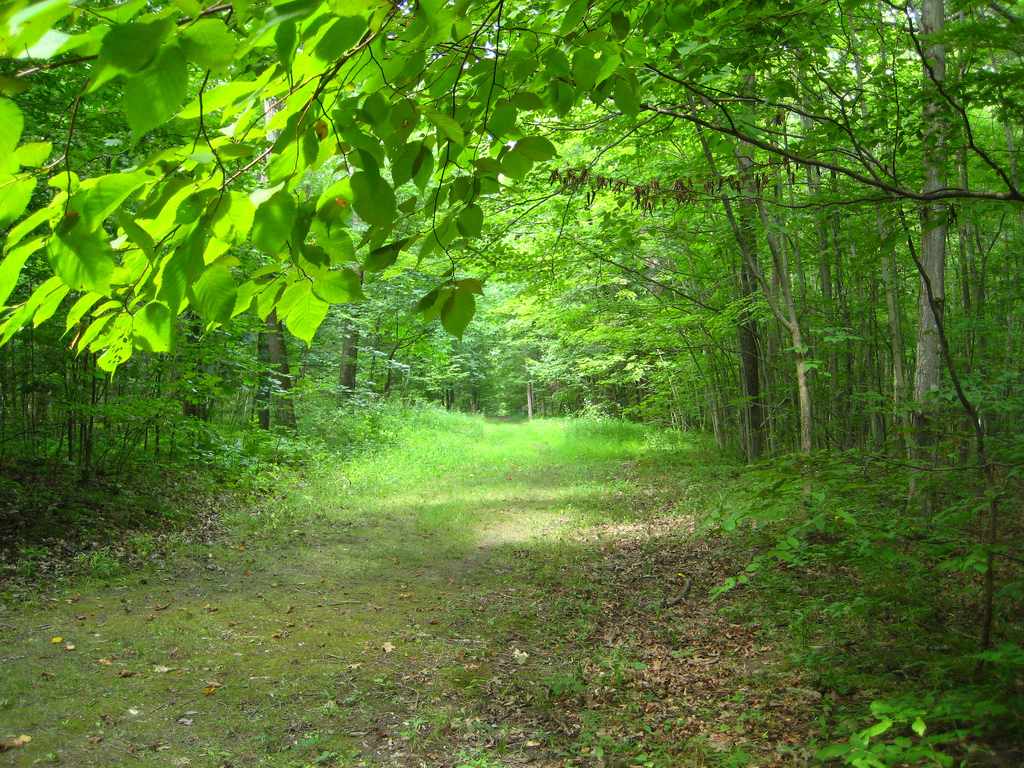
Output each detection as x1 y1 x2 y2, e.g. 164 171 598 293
500 148 534 179
275 279 309 319
610 10 630 38
48 220 116 292
0 237 42 307
98 18 174 73
311 220 355 264
69 170 150 230
457 204 483 238
416 286 452 322
96 314 134 372
0 176 35 229
412 144 433 190
191 264 237 323
861 718 893 740
486 100 516 137
64 291 103 331
275 20 298 68
572 48 603 91
312 267 363 303
364 237 413 272
314 16 364 61
211 191 255 245
32 282 69 327
911 717 926 737
613 74 640 116
441 286 475 338
133 301 173 352
1 0 73 58
180 19 236 71
422 107 464 145
559 0 588 35
350 172 396 227
0 98 24 155
391 141 422 187
515 136 557 161
73 313 113 352
252 189 297 254
285 288 329 345
15 141 51 168
815 744 851 760
8 276 63 342
124 44 188 140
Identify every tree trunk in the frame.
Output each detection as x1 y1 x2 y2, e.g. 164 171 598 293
339 319 359 399
913 0 949 453
258 310 296 430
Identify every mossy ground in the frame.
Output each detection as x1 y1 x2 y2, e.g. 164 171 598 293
2 414 801 767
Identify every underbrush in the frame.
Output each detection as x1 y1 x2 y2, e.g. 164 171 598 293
0 400 458 593
702 451 1024 767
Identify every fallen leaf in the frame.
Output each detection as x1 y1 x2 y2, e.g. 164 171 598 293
50 636 63 644
64 643 76 651
512 648 529 664
0 735 31 751
97 658 113 666
202 682 222 696
382 642 396 653
152 665 174 674
117 670 136 678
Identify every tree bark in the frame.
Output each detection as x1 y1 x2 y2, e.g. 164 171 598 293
258 310 296 430
339 319 359 399
755 168 814 453
912 0 949 452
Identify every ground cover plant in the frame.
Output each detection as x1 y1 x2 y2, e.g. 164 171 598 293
2 0 1023 765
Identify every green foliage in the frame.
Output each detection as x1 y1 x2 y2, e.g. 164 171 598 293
1 1 1023 764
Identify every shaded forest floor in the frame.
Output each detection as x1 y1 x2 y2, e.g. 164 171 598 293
1 416 1018 767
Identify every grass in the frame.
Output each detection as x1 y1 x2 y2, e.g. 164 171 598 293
2 413 731 767
5 411 1017 767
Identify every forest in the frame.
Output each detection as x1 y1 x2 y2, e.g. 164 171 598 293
0 0 1022 765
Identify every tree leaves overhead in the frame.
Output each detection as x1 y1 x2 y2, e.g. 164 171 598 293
47 222 115 293
180 19 237 71
133 300 173 352
440 286 475 339
191 263 236 324
2 0 1022 372
350 172 396 228
0 98 24 154
123 44 188 140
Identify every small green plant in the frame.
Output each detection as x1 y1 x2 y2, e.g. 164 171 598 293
454 751 505 768
74 550 123 580
816 700 956 768
16 545 50 578
542 670 586 699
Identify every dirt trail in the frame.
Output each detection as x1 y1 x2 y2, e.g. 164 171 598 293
1 419 810 767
